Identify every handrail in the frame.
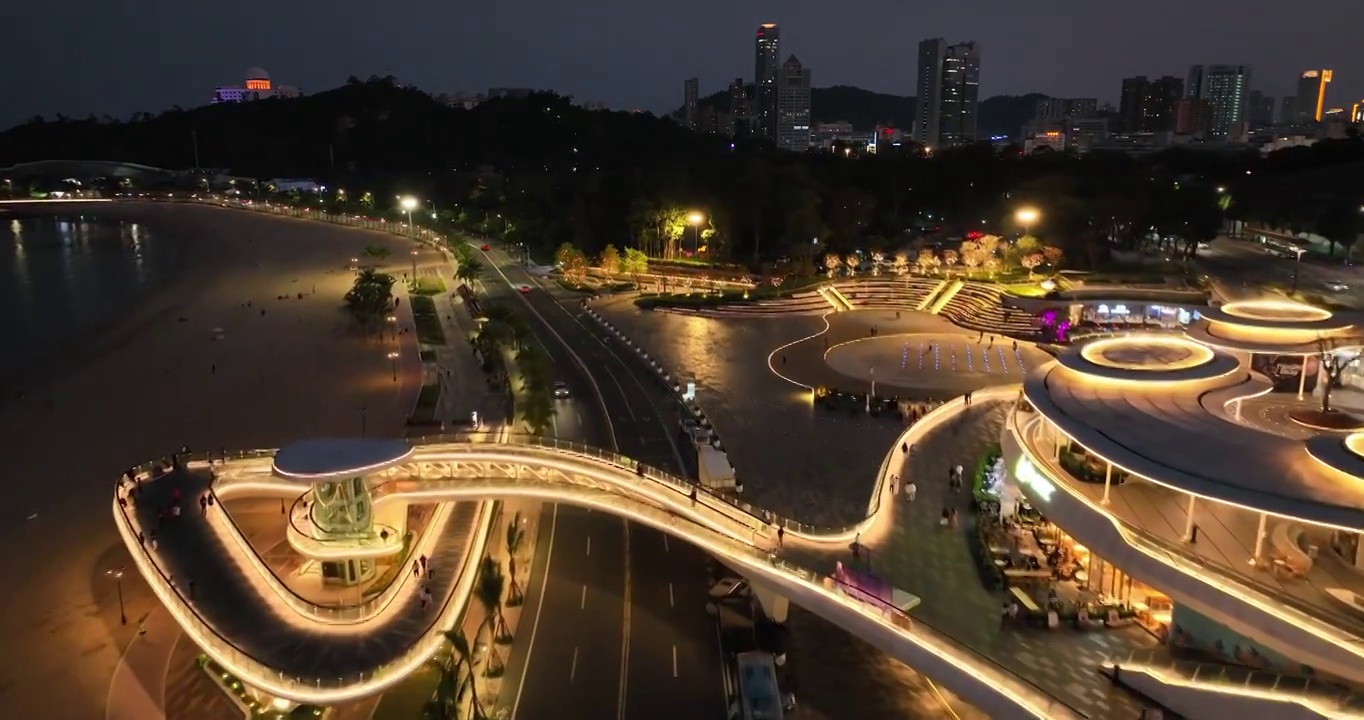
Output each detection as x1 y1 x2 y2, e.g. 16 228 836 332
287 490 404 555
1010 408 1364 649
1118 648 1363 711
113 462 494 703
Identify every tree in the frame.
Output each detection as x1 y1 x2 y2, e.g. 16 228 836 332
1316 198 1363 259
599 244 622 277
362 243 391 264
520 388 556 435
343 269 394 330
844 254 859 276
869 250 885 276
455 258 483 285
942 249 959 275
359 191 374 211
506 513 525 605
823 253 841 277
915 248 937 275
891 251 909 278
555 243 588 285
1021 252 1044 279
1041 245 1064 270
476 557 510 678
959 240 982 276
621 247 649 286
434 628 482 720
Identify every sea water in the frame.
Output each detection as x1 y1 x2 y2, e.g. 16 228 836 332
0 216 180 379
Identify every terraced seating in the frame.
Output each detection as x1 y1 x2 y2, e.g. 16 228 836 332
938 282 1041 338
663 290 834 318
830 278 942 310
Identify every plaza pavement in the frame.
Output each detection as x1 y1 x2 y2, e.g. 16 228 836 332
594 298 1156 718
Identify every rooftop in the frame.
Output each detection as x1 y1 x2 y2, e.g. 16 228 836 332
272 438 413 483
1026 335 1364 530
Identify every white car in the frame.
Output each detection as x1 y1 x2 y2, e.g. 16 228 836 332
553 381 570 398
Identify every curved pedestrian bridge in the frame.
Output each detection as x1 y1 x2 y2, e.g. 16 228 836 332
116 437 1087 718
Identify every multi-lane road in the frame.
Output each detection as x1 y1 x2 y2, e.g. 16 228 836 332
473 246 731 720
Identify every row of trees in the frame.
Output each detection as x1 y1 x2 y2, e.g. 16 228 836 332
553 242 650 285
820 235 1064 280
6 79 1364 275
473 301 555 434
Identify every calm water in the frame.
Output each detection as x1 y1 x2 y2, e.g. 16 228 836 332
0 216 180 379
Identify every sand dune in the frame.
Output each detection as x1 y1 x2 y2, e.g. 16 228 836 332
0 202 432 719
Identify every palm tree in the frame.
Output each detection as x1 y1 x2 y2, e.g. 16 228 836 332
506 513 525 606
455 258 483 285
476 557 510 678
433 628 483 720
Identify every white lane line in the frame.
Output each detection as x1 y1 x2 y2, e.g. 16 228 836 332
586 535 591 555
617 521 632 720
570 646 579 682
663 534 669 552
668 582 674 608
508 503 561 720
714 618 731 709
672 645 679 678
581 584 587 610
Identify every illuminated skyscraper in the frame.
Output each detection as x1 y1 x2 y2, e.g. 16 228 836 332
1295 69 1334 122
915 39 980 147
754 24 781 140
776 55 812 152
1187 64 1251 138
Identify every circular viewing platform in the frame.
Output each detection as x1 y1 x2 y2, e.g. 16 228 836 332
271 438 413 483
1054 335 1239 384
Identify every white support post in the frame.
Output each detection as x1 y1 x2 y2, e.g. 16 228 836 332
1052 421 1062 461
1299 353 1310 400
1235 399 1243 422
1253 512 1269 564
1102 462 1113 505
1183 495 1197 542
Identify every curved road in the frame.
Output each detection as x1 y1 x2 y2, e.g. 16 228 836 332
477 246 730 720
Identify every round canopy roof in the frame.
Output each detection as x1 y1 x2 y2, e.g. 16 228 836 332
272 438 412 483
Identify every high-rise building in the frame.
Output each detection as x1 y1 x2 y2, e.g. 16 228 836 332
1279 96 1299 125
1175 98 1212 136
1246 90 1276 130
1187 64 1251 138
776 55 812 152
939 42 981 146
1035 97 1097 121
1294 69 1333 122
913 38 946 146
754 24 781 140
684 78 699 131
1119 77 1150 132
726 78 752 136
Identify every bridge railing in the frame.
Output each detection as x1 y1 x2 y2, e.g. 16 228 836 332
1117 647 1364 711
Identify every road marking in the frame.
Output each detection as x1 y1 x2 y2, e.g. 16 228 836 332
586 536 591 556
508 503 561 720
570 646 579 682
663 535 669 552
617 520 632 720
668 582 674 608
673 645 679 678
714 617 732 708
581 584 587 609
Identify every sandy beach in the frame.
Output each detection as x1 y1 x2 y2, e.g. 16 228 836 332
0 202 438 719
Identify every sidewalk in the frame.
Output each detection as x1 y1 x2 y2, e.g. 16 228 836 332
104 607 180 720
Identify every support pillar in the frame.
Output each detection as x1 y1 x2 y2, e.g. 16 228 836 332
748 579 790 623
1101 462 1113 505
1183 495 1197 543
1052 421 1062 461
1299 353 1310 400
1253 512 1269 565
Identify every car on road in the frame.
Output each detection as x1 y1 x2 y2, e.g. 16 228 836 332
708 577 750 601
518 284 532 294
1327 281 1350 291
480 244 491 251
553 381 570 398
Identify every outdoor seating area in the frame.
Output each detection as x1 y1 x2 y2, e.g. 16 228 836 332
940 283 1041 338
830 278 942 310
813 386 943 422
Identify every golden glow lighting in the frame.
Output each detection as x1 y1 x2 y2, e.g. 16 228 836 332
1079 336 1215 372
1220 299 1332 323
1345 433 1364 460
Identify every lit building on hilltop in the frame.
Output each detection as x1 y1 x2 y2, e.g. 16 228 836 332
212 67 302 104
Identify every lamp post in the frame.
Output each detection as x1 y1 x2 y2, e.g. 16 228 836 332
410 250 419 283
687 212 704 256
400 196 418 236
1015 207 1040 241
387 351 400 382
106 569 126 625
1291 246 1306 293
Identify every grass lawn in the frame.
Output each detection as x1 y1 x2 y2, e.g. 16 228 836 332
412 276 448 296
1001 281 1050 297
409 295 447 345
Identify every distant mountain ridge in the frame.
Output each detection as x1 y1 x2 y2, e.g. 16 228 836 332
691 84 1047 139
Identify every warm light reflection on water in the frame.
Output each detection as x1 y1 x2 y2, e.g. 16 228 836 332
0 217 178 378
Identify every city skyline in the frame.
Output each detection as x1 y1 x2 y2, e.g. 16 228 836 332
3 1 1363 129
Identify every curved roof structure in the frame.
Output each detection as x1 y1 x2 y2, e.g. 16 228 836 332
246 66 270 81
271 438 413 482
1194 299 1355 351
1026 334 1364 530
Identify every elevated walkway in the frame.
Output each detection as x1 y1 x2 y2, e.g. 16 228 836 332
117 441 1089 718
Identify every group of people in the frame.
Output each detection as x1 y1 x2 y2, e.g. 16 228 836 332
412 554 438 608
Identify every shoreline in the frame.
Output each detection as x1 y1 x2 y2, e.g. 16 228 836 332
0 201 430 720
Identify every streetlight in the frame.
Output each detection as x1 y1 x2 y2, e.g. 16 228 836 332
106 569 126 625
400 196 418 235
1015 208 1040 239
688 212 704 256
387 351 400 381
1291 246 1306 293
410 250 419 282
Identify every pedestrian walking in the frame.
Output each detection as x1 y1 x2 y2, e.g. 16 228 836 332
150 534 159 551
412 560 420 577
420 554 428 572
200 496 208 515
906 481 917 502
955 464 964 491
777 527 785 546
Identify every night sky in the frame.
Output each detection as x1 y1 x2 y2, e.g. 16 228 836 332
3 0 1362 128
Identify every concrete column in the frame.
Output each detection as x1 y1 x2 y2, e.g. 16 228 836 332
748 579 790 623
1183 495 1197 542
1299 353 1310 400
1052 420 1062 461
1102 461 1113 505
1253 513 1269 563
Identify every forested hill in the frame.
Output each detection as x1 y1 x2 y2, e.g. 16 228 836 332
692 84 1046 137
